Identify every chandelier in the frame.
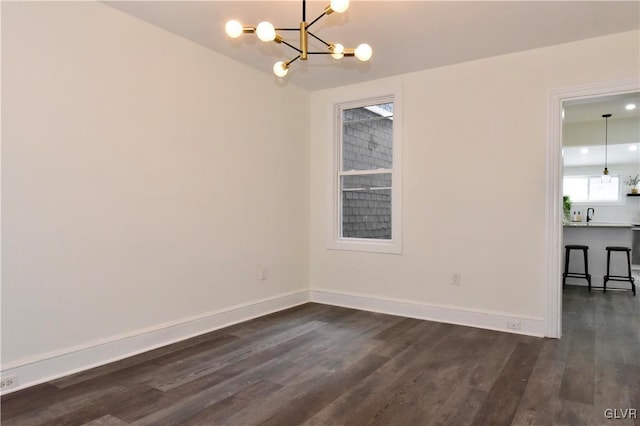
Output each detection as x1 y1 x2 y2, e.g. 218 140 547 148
225 0 372 78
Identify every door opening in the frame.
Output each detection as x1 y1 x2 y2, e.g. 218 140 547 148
546 78 640 338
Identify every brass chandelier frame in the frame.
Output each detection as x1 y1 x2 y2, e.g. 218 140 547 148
226 0 371 77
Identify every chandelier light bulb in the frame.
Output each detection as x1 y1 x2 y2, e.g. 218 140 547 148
225 20 244 38
256 21 276 42
354 43 372 61
331 43 344 59
330 0 350 13
273 61 289 77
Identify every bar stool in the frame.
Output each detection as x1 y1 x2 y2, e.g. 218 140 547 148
604 246 636 296
563 245 591 291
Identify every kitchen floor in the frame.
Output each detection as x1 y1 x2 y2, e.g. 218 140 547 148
559 283 639 423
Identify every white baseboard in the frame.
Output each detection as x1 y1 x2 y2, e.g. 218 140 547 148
0 290 309 395
1 288 545 395
309 289 545 337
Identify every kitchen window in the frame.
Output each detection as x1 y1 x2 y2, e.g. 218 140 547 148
563 175 621 203
328 91 402 254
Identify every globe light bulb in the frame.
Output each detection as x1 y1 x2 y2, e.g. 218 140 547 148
225 20 244 38
331 43 344 60
354 43 372 61
256 21 276 42
273 61 289 78
330 0 350 13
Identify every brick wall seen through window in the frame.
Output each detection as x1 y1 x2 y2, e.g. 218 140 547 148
340 102 393 239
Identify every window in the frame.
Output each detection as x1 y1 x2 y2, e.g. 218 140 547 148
563 175 621 203
329 92 402 254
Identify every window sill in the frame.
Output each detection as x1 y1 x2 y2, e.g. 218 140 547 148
327 238 402 254
569 200 625 207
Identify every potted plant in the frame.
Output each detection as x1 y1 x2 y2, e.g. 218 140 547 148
563 195 572 222
625 174 640 194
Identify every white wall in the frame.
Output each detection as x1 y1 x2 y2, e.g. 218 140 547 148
309 31 640 331
1 2 309 386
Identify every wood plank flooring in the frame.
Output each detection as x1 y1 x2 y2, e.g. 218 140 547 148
2 287 639 425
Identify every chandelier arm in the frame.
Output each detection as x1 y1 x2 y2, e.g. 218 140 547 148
306 52 336 55
306 12 328 30
307 31 331 48
280 40 303 53
287 55 302 66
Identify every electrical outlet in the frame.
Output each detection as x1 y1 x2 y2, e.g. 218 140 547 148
451 272 461 286
506 320 522 330
0 375 19 391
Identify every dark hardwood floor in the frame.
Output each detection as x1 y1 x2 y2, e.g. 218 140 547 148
2 286 639 425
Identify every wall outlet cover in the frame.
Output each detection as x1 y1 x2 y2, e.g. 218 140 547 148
506 320 522 330
0 375 19 391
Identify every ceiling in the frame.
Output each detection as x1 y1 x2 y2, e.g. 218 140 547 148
563 92 640 167
563 143 639 167
564 92 640 123
105 1 640 91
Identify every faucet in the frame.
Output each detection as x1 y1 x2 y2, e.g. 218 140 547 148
586 208 595 223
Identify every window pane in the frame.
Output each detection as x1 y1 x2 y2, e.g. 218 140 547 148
563 177 588 202
588 176 619 201
563 175 620 202
341 174 392 240
342 103 393 171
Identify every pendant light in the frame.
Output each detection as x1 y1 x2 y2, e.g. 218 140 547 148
601 113 612 183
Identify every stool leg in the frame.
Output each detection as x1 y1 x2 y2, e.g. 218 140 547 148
583 248 591 292
604 249 610 293
626 250 636 296
563 247 570 287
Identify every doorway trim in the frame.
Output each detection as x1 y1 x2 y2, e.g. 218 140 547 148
546 77 640 338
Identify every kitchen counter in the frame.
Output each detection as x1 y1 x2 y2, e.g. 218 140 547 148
563 222 634 228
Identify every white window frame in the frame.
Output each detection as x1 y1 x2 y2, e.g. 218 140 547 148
563 174 623 205
327 86 403 254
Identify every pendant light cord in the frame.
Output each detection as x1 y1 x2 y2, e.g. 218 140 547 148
605 115 608 169
602 113 612 174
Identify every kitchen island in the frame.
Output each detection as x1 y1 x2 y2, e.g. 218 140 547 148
563 222 634 290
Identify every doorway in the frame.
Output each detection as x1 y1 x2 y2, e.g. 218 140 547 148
546 78 640 338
